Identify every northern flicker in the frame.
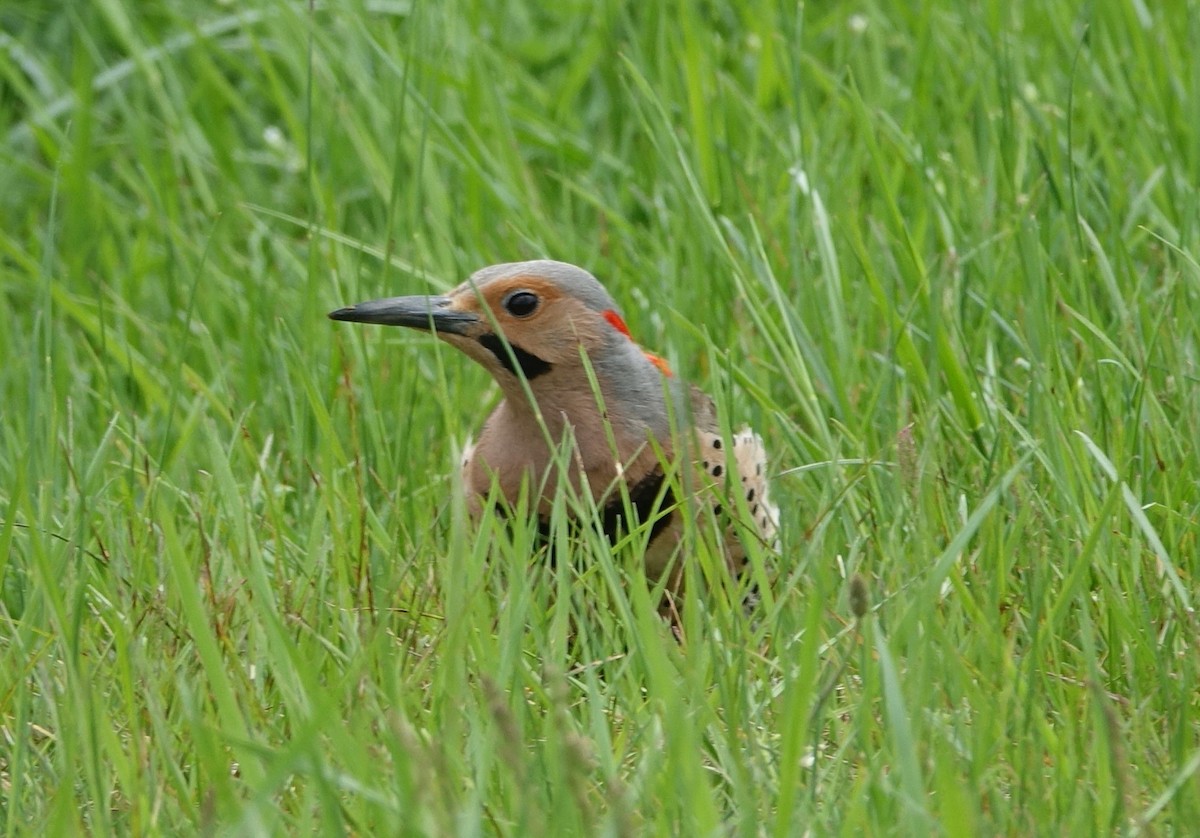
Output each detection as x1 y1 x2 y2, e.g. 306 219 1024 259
330 260 778 609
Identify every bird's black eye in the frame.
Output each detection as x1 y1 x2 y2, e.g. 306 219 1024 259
503 290 539 318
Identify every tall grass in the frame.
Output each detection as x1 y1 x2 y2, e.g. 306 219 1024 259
2 0 1198 833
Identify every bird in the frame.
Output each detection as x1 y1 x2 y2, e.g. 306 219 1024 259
330 260 778 615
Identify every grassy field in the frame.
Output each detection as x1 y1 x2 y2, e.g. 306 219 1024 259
3 0 1199 833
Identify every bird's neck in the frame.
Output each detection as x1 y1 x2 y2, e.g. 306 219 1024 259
479 361 673 505
497 375 659 463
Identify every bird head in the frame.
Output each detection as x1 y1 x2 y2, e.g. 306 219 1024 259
330 260 672 417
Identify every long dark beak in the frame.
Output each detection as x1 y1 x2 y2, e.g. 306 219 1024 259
328 295 479 335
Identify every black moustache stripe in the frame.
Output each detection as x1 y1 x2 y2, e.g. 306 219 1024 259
478 334 553 380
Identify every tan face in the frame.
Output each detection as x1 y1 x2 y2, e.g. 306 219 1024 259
329 269 616 386
330 262 672 387
439 273 608 372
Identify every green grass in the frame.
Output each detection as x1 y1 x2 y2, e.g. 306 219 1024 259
2 0 1199 833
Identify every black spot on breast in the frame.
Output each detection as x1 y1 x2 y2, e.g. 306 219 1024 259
712 438 722 449
478 333 552 380
488 471 676 564
712 464 723 478
747 488 756 502
601 469 676 546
